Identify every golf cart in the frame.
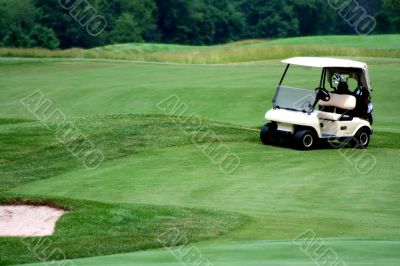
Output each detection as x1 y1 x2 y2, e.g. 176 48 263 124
261 57 373 150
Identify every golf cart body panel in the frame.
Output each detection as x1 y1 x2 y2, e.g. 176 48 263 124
261 57 373 149
265 109 371 138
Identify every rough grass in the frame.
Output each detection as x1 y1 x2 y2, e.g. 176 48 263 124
0 35 399 64
0 193 248 265
92 34 400 52
1 45 399 64
249 34 400 50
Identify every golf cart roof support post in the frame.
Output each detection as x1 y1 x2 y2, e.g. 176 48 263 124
319 68 326 89
279 64 290 86
273 64 290 109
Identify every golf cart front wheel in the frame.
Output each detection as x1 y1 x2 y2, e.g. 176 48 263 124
351 128 371 149
293 129 316 150
260 123 278 145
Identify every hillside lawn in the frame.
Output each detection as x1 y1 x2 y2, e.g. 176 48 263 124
0 35 399 64
0 38 399 265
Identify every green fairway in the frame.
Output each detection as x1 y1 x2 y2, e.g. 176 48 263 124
13 139 400 240
0 58 399 130
20 240 400 266
1 52 399 265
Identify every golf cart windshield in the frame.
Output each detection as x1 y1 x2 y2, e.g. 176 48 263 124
273 86 316 113
272 65 320 112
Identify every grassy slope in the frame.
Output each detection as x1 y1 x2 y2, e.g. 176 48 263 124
0 35 399 64
0 57 399 265
0 115 254 191
0 114 252 265
0 194 247 265
14 138 400 239
250 35 400 50
96 35 400 52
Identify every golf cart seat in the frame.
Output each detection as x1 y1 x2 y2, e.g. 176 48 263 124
318 93 356 120
318 93 356 111
317 111 343 121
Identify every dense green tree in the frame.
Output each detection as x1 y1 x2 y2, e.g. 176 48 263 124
0 0 38 45
33 0 104 48
239 0 299 38
155 0 193 44
357 0 384 15
0 0 38 30
205 0 245 43
2 26 32 48
293 0 336 36
30 25 60 49
108 13 143 43
0 0 399 49
98 0 156 42
381 0 400 32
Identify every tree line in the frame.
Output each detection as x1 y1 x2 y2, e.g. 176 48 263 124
0 0 399 49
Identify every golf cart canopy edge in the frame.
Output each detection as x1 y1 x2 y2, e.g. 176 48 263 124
281 57 372 91
282 57 367 69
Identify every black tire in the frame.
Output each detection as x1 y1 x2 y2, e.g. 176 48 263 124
293 129 316 150
260 123 278 145
351 128 371 149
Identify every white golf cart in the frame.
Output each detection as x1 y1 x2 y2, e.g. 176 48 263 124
261 57 373 150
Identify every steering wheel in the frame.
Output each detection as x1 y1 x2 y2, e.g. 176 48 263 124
315 87 331 102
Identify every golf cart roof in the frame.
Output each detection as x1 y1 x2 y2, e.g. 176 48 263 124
282 57 367 69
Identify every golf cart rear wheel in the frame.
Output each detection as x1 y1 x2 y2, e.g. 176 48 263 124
260 123 278 145
351 128 371 149
293 129 316 150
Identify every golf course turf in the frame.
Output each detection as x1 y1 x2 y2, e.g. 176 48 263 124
0 36 399 265
1 35 400 64
0 193 248 265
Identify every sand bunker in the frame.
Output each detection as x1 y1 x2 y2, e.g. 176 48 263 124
0 205 65 237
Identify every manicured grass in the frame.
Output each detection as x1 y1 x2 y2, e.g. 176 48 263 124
0 194 248 265
0 58 399 130
0 55 399 265
13 139 400 241
0 35 399 64
20 240 400 266
0 115 254 191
